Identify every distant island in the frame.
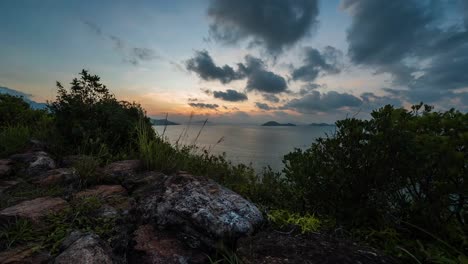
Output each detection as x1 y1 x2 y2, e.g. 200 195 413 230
310 122 335 127
261 121 296 126
151 119 180 126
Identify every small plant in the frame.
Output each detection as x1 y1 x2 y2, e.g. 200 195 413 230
73 155 101 186
0 218 37 250
268 209 321 234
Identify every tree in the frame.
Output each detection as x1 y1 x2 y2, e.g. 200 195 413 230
49 70 153 154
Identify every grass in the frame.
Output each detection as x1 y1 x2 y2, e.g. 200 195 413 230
0 218 36 249
0 182 65 210
0 196 118 254
0 125 30 157
267 209 321 234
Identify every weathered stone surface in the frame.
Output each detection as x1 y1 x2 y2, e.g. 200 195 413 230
0 197 68 222
0 159 14 178
138 172 264 248
130 224 207 264
237 228 397 264
0 180 19 195
54 232 113 264
102 160 141 183
0 245 51 264
34 168 78 186
10 151 56 176
74 185 127 199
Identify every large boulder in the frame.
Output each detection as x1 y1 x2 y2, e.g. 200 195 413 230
34 168 79 186
102 160 141 183
0 197 68 222
74 185 127 199
137 171 264 248
54 232 114 264
130 224 207 264
9 151 56 176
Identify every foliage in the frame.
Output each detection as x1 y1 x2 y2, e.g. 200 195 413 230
282 103 467 262
0 94 55 157
0 125 31 157
0 94 47 128
73 155 102 187
49 69 153 155
268 209 321 234
0 183 65 210
0 218 36 249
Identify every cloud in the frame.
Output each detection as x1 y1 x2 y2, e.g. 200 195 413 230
262 94 280 103
291 46 343 82
207 0 319 54
255 102 275 110
298 83 322 95
213 89 248 102
341 0 468 111
188 102 219 109
0 86 47 109
186 51 288 93
241 56 288 93
186 50 244 83
83 20 158 66
284 90 362 113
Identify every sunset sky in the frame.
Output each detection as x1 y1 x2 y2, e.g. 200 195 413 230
1 0 467 124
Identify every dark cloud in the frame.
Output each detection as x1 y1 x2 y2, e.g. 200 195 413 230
242 56 288 93
188 98 198 102
207 0 319 54
213 89 248 102
83 21 158 66
255 102 274 110
292 46 343 82
188 103 219 109
284 91 362 113
360 92 403 110
186 51 288 94
342 0 468 110
262 94 280 103
186 50 244 83
298 83 322 95
343 0 436 66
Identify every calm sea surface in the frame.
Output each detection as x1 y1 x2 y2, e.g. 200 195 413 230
153 124 335 172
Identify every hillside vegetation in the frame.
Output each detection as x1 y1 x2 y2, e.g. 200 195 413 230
0 70 466 263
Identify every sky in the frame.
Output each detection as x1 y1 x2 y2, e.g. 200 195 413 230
0 0 467 124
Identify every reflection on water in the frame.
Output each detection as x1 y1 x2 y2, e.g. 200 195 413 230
153 124 335 172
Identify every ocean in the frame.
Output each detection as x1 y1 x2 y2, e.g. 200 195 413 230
153 124 336 172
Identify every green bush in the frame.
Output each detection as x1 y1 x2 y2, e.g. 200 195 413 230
0 125 31 157
282 104 467 261
49 70 153 155
268 209 321 234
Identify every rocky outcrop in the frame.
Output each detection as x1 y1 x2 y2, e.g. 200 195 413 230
137 171 264 248
0 197 68 222
54 232 114 264
0 151 396 264
237 229 397 264
10 151 56 176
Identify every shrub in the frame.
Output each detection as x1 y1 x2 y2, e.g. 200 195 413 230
282 103 467 261
49 70 153 155
0 125 31 157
